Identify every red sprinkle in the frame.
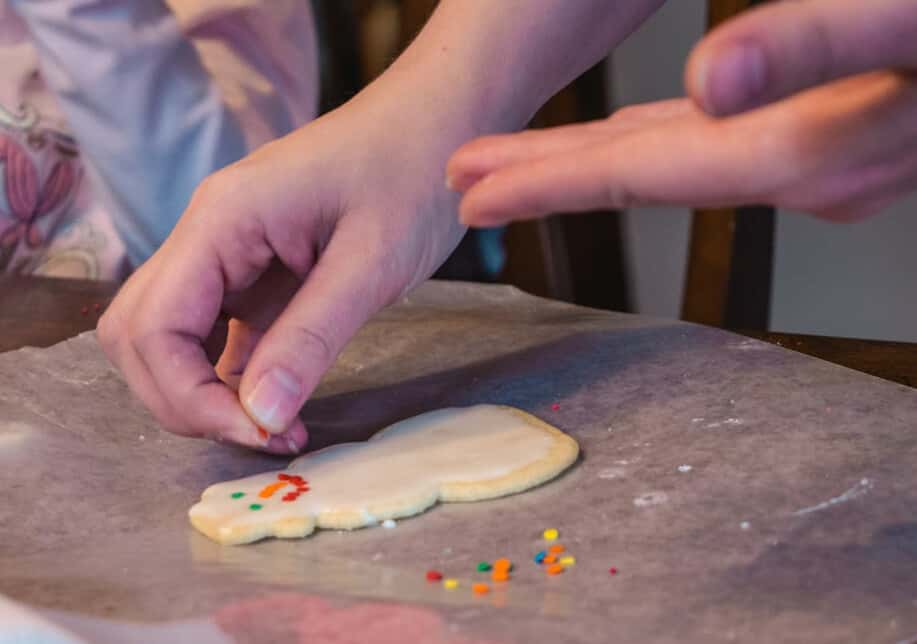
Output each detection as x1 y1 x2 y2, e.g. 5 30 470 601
551 403 560 411
80 306 89 316
257 427 269 441
289 475 305 484
609 567 618 575
278 473 292 481
426 570 443 582
282 493 298 502
93 303 102 312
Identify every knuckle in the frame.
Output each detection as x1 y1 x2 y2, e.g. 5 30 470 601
278 323 337 369
95 310 121 352
189 164 249 214
126 318 162 360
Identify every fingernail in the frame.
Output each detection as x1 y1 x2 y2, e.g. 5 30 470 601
698 43 767 115
245 368 302 432
286 424 307 452
264 424 307 455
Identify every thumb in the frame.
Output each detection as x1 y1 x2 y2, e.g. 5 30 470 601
238 221 401 433
687 0 917 116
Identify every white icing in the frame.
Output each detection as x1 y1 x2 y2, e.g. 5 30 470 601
190 405 574 544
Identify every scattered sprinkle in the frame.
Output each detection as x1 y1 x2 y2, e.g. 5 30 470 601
230 492 245 499
740 521 751 530
80 306 89 316
476 561 492 572
248 503 263 511
548 544 565 554
257 427 269 441
491 569 509 582
93 303 102 312
677 464 693 473
493 558 512 572
258 482 287 498
551 403 560 411
382 519 397 529
560 556 576 566
534 551 547 564
472 583 490 595
426 570 443 582
443 578 459 590
543 528 559 541
543 554 557 565
609 567 618 575
546 563 564 575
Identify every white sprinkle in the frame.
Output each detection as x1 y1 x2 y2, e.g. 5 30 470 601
740 521 751 530
382 519 397 529
691 418 705 423
677 465 693 473
705 418 744 429
138 435 145 441
633 491 668 507
597 467 626 480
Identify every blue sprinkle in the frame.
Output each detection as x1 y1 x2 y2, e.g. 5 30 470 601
534 550 547 564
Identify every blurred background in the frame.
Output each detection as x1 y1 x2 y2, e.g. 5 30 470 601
312 0 917 342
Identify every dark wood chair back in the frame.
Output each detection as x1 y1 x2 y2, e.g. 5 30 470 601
681 0 775 330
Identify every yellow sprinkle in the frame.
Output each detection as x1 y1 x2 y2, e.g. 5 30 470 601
543 528 559 541
560 556 576 566
443 578 459 590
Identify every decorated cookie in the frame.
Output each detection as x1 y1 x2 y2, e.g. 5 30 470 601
189 405 579 545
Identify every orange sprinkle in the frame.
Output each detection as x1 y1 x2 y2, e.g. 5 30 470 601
543 554 557 565
258 481 288 498
491 570 509 582
493 558 512 572
546 564 564 575
472 583 490 595
257 427 269 441
548 544 565 554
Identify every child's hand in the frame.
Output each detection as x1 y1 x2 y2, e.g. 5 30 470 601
450 0 917 227
97 96 467 453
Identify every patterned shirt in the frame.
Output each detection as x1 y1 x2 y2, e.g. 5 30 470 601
0 0 317 279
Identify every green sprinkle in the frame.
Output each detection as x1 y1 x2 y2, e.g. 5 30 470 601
249 503 263 511
476 562 492 572
231 492 245 499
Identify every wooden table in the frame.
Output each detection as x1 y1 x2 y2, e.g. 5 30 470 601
2 274 916 388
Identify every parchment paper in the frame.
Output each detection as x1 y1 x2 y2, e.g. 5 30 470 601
2 281 917 643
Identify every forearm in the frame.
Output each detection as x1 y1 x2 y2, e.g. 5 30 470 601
361 0 665 136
